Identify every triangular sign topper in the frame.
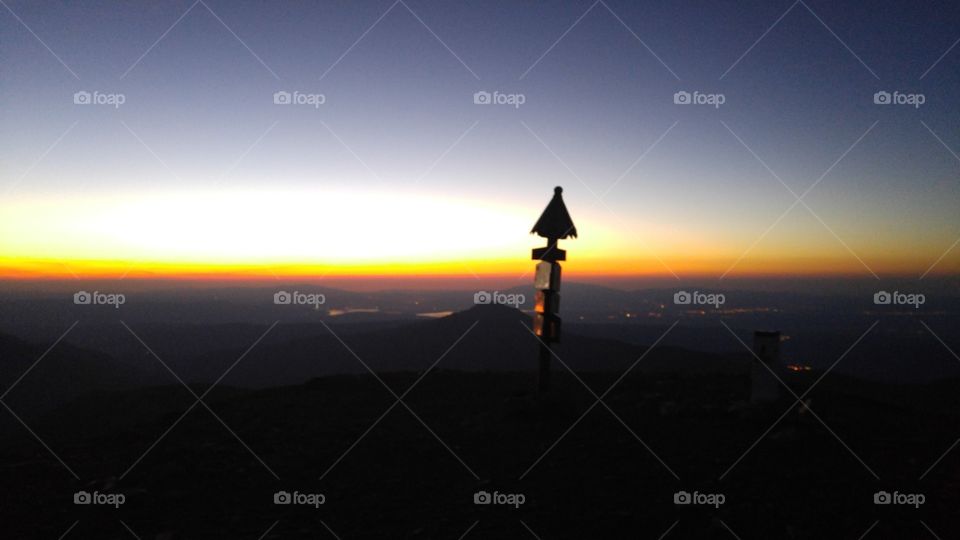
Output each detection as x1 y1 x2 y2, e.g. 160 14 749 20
531 186 577 239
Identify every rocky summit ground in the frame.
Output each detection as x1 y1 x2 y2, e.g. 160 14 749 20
2 366 959 539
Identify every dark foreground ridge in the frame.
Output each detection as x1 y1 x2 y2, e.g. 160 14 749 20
2 364 958 538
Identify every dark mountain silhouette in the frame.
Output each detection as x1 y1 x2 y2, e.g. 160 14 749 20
165 304 742 390
3 283 959 383
0 332 143 434
2 303 960 538
0 305 740 444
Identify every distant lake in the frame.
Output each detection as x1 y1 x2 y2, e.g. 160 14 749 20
417 311 454 318
328 308 380 316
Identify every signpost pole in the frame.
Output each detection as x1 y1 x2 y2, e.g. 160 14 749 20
538 334 552 393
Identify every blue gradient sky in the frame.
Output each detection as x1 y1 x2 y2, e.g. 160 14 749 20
2 0 959 279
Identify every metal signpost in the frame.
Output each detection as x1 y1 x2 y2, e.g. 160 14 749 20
530 186 577 393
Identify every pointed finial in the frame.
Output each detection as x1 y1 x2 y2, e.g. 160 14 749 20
531 185 577 239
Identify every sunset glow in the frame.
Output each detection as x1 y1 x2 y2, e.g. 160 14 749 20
2 1 958 284
0 187 953 281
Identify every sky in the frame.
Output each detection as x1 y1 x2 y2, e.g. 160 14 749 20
1 0 959 284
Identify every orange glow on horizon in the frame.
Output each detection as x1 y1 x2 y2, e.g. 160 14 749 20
0 253 951 281
0 187 956 282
